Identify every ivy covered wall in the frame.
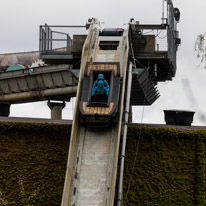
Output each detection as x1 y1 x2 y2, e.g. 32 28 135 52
0 122 205 205
123 126 206 206
0 122 70 205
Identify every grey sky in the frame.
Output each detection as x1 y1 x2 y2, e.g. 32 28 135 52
1 0 206 125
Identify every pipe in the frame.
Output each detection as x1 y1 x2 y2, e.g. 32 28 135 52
0 86 77 104
42 86 77 96
117 62 133 206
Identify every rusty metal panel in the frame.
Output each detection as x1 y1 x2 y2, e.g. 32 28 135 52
36 75 46 90
42 73 55 89
0 64 78 103
7 79 21 93
17 77 30 92
61 71 76 86
0 65 78 94
0 80 11 94
26 76 38 90
51 72 65 87
73 35 87 53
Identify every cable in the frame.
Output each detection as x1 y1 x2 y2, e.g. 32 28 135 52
134 58 148 69
130 43 148 69
124 57 151 204
157 34 167 39
130 43 137 68
156 29 167 39
73 59 81 68
124 105 146 203
155 30 163 37
143 30 154 35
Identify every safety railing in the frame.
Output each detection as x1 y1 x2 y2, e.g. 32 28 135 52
136 1 179 70
39 24 86 54
167 2 178 69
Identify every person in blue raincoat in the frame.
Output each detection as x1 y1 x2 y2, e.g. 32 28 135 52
92 74 109 90
92 80 109 102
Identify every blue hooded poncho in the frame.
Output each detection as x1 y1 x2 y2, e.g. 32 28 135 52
92 80 109 96
92 74 109 89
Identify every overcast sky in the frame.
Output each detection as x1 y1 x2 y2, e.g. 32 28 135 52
1 0 206 125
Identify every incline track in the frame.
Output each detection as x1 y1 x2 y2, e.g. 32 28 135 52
70 126 116 205
61 19 129 206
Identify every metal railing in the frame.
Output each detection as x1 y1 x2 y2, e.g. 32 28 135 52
167 2 177 69
136 2 178 70
141 28 168 52
39 24 86 54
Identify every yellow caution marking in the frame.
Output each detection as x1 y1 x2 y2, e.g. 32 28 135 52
87 63 118 76
82 102 114 115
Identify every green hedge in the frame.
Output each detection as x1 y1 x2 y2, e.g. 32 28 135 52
0 123 206 205
0 122 70 206
123 126 206 206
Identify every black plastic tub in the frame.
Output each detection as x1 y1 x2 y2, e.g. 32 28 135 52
0 103 11 116
164 110 195 126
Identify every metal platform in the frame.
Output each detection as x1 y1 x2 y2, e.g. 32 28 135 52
134 53 175 81
130 20 179 82
39 25 87 67
0 64 78 104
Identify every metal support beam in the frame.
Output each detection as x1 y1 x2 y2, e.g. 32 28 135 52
47 101 65 120
135 24 167 30
0 86 77 104
117 62 133 206
128 106 133 123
